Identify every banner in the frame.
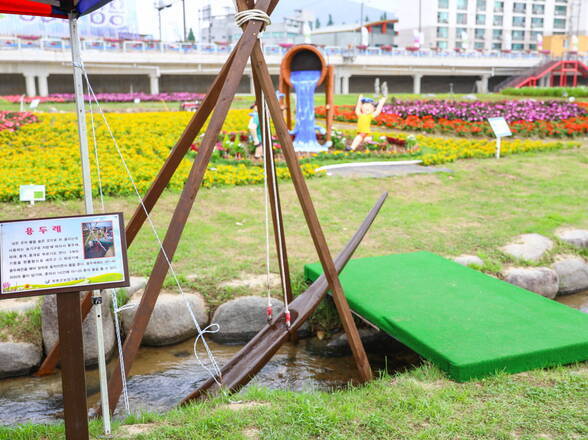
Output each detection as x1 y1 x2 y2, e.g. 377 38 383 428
0 0 138 38
0 213 129 298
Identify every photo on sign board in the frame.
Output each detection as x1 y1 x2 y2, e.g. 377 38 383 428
82 221 115 259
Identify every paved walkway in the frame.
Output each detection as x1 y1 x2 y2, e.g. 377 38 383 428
319 162 453 178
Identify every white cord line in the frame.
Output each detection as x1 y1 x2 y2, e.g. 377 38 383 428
261 92 291 327
86 85 132 414
234 9 271 29
88 99 105 212
110 289 133 414
258 28 291 328
261 93 273 322
81 70 223 387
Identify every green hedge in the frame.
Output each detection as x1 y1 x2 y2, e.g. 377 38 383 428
501 86 588 98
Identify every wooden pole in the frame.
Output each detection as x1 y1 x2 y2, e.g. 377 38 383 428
104 0 274 414
181 193 387 404
124 48 238 245
35 290 93 376
57 292 89 440
253 76 294 305
249 43 373 382
326 65 335 143
36 38 241 379
124 0 281 247
281 81 292 131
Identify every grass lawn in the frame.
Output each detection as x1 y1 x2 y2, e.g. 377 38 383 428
0 132 587 438
0 362 586 439
1 146 587 308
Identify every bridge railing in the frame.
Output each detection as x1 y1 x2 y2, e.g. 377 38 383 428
0 36 565 61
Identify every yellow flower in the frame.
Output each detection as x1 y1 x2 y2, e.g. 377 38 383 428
0 111 322 202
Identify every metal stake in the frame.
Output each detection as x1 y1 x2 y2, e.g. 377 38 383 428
69 14 111 436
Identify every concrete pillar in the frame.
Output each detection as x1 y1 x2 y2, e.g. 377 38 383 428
37 73 49 97
413 74 423 95
334 74 342 95
342 75 350 95
477 74 490 94
149 73 160 95
23 73 36 97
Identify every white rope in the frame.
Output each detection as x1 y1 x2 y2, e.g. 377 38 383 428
261 95 273 318
110 289 133 414
260 92 291 326
85 79 132 414
79 65 223 388
87 83 135 414
88 98 105 212
234 9 271 29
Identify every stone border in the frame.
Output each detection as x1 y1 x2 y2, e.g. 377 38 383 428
453 228 588 300
316 160 423 171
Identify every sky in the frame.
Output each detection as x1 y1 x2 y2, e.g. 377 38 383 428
139 0 397 41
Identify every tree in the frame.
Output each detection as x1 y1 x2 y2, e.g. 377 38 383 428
365 15 370 23
315 18 321 29
380 12 387 20
327 13 334 26
187 27 196 42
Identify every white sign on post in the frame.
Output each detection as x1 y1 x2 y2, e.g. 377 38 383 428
0 213 129 298
19 185 46 206
488 117 512 159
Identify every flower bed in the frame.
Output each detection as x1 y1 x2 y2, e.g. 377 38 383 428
0 111 580 202
0 111 38 132
0 92 205 104
0 111 321 202
379 99 585 122
342 130 580 165
319 104 588 138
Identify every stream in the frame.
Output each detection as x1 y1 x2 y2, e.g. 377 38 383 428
0 291 586 426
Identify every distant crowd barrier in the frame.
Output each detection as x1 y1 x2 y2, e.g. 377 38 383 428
0 36 559 61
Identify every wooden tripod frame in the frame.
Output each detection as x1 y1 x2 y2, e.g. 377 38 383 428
68 0 371 415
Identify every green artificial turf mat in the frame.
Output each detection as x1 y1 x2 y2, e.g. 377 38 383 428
305 252 588 381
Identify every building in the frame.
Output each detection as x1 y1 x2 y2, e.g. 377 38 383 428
244 10 315 45
197 2 238 44
569 0 588 35
310 19 397 47
390 0 583 52
197 1 312 45
543 34 588 56
195 1 397 48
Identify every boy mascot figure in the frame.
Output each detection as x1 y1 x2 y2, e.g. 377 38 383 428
248 103 263 159
350 95 387 151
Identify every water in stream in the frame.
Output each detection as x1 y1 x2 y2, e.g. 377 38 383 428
0 291 585 426
0 336 419 426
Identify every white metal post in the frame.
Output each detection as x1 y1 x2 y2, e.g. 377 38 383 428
69 14 112 436
495 136 502 159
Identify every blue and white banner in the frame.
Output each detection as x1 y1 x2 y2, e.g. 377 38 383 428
0 0 138 38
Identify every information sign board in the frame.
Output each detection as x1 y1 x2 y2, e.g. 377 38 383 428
0 213 129 299
19 185 46 205
487 117 512 158
488 117 512 138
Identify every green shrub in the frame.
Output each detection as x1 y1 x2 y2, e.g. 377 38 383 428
502 86 588 98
